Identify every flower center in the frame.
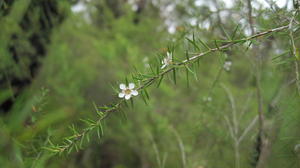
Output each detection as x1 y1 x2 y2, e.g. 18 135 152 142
124 89 131 95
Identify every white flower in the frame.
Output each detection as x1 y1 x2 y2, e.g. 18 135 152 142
294 144 300 153
203 96 212 102
161 52 173 69
118 83 138 100
143 57 150 68
223 61 232 71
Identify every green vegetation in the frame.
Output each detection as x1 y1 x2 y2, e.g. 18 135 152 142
0 0 299 167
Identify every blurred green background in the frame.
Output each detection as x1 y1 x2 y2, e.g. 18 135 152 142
0 0 300 167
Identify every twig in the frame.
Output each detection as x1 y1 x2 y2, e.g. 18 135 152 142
245 1 268 167
46 23 296 155
289 10 300 96
247 0 255 35
238 116 258 144
221 84 238 137
170 127 187 168
151 135 163 168
222 84 258 168
239 92 254 121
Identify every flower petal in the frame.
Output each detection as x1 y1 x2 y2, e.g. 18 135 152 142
161 64 166 69
131 90 138 96
118 93 125 98
128 83 135 89
125 94 131 100
119 83 126 90
167 52 172 58
164 58 168 64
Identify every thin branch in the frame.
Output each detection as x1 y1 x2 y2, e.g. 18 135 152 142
247 0 255 35
224 116 236 141
152 139 163 168
170 127 187 168
221 84 238 136
246 0 267 166
44 100 123 153
238 116 258 144
239 92 254 121
255 69 264 139
289 10 300 96
46 23 296 155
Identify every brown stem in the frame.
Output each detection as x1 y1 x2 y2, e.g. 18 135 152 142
247 0 255 34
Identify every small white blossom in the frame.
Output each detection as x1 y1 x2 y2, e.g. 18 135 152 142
223 61 232 71
143 57 150 68
203 96 212 102
118 83 138 100
294 144 300 153
161 52 173 69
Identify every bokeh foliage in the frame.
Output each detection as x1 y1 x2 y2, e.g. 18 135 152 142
0 0 299 168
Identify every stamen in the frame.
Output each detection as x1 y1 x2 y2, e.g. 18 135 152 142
124 89 131 95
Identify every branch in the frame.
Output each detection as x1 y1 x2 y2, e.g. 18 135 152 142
289 10 300 96
238 116 258 144
247 0 255 34
44 23 296 155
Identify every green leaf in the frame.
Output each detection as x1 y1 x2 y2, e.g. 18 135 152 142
186 67 189 88
141 91 149 105
185 65 198 81
231 24 240 40
186 37 200 51
220 24 231 40
97 127 101 139
130 98 134 108
156 75 164 88
214 40 220 50
80 133 85 148
185 50 190 61
99 122 104 136
144 89 150 100
245 41 253 51
172 68 177 85
198 38 211 50
119 109 128 122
